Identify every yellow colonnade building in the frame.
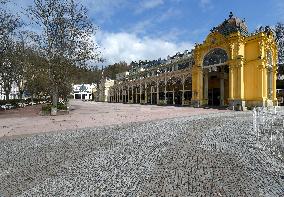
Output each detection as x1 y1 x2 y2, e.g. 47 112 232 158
109 13 278 110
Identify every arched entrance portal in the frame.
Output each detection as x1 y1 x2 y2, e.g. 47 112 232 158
203 48 229 106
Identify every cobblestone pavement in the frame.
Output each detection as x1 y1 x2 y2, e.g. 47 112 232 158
0 100 221 138
0 111 284 196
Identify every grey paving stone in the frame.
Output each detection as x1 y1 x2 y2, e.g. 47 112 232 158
0 111 283 196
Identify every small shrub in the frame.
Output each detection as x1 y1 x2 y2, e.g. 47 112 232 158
0 100 7 106
9 99 21 107
158 100 166 106
41 102 68 115
57 103 67 110
0 99 22 108
42 104 52 112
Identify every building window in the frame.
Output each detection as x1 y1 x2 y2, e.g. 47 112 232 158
203 48 228 67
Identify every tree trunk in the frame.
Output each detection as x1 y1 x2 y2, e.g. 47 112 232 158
51 86 58 116
52 90 58 107
19 92 23 100
5 91 9 101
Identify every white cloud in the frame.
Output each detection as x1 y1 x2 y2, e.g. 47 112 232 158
81 0 128 22
130 7 182 36
200 0 210 6
135 0 164 14
131 19 154 34
158 7 182 22
199 0 213 11
82 0 126 12
96 31 193 65
141 0 164 9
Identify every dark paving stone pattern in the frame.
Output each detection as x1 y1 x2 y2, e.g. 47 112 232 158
0 111 283 196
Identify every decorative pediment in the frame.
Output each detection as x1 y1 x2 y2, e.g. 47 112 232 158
210 12 249 37
203 32 227 49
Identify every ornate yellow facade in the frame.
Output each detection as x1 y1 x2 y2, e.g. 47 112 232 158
192 13 278 110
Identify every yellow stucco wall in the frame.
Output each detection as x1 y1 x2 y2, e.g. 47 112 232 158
192 30 278 108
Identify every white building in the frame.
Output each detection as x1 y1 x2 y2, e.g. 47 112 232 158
94 78 115 102
103 78 115 102
0 81 20 100
73 84 97 100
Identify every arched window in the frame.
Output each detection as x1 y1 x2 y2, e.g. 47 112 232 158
203 48 228 67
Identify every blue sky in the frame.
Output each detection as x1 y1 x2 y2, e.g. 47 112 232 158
6 0 284 65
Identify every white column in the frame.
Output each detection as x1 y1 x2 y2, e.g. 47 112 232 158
150 86 153 104
127 86 130 103
173 88 175 105
139 83 142 104
220 76 224 106
204 70 208 101
135 87 138 103
121 89 123 102
118 88 121 103
122 89 124 103
131 86 134 103
182 75 185 106
144 83 147 104
164 80 167 104
157 81 159 104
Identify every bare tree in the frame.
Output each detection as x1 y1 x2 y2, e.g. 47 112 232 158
14 31 45 100
20 40 50 101
0 0 22 100
29 0 99 114
275 23 284 66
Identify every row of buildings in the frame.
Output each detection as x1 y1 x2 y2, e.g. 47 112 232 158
87 13 282 109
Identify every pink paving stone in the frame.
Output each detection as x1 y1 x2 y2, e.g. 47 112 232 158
0 100 226 138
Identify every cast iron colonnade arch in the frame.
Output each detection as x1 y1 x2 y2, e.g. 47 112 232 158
202 48 229 106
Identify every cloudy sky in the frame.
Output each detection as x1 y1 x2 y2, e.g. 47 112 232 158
6 0 284 66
